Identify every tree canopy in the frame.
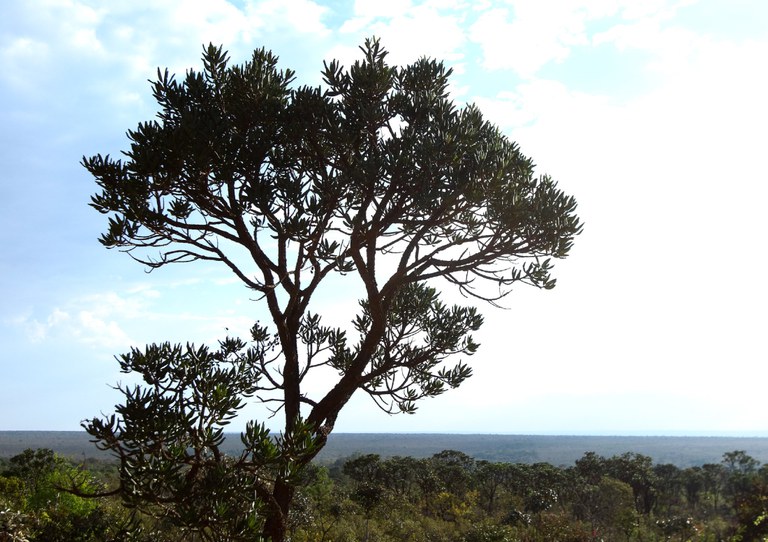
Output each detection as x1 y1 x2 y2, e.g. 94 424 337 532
82 38 581 542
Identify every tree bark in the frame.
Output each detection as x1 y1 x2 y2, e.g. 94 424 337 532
262 479 294 542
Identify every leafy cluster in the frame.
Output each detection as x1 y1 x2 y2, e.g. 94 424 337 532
330 282 481 414
83 338 319 541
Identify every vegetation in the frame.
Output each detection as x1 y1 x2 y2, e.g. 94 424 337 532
3 447 768 541
81 38 581 541
0 448 136 541
4 433 768 468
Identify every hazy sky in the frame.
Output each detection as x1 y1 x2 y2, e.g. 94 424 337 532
1 0 767 436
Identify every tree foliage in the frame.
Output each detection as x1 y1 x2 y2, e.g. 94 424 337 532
82 38 581 541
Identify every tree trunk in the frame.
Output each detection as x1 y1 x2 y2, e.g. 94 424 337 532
262 479 294 542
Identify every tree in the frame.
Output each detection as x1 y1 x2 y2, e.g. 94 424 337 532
723 451 760 502
5 448 59 496
82 38 581 542
379 456 423 502
342 454 383 485
732 464 768 542
602 453 658 515
576 477 637 541
475 461 512 515
701 463 726 512
573 451 606 486
654 463 682 514
681 466 704 509
431 450 476 498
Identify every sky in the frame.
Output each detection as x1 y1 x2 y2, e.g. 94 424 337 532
1 0 767 437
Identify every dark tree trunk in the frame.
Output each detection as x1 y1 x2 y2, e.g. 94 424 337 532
262 479 295 542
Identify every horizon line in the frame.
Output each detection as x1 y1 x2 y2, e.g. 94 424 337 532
2 429 767 438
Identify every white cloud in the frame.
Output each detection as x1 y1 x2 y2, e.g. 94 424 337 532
75 310 133 349
619 0 696 21
592 14 703 77
469 5 584 75
245 0 330 36
11 308 69 343
340 2 467 65
467 0 700 77
0 0 332 115
10 294 141 349
126 284 162 299
4 270 274 355
352 0 413 19
462 24 768 424
0 38 50 93
473 79 615 130
35 0 106 53
111 0 329 52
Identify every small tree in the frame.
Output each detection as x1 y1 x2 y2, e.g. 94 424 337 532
82 38 581 542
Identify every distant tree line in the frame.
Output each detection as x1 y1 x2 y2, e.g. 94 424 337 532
2 447 768 541
291 448 768 542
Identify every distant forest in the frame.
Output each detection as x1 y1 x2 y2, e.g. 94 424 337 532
2 431 768 467
4 439 768 540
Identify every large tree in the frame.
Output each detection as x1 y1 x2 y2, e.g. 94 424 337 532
82 39 581 542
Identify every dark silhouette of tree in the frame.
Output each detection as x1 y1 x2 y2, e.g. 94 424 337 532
681 466 704 509
723 451 761 505
342 454 383 485
430 450 476 498
82 38 581 542
604 453 657 515
573 476 636 540
723 451 760 477
476 461 512 515
573 451 606 486
654 463 682 514
733 464 768 542
524 463 567 515
379 456 423 502
702 462 726 512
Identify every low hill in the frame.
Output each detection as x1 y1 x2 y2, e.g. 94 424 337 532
2 431 767 467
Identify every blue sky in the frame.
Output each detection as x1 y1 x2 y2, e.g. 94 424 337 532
1 0 767 436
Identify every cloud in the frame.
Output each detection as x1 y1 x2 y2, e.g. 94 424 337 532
0 0 332 117
351 0 414 20
466 0 698 77
5 271 272 353
10 308 71 343
246 0 330 36
461 21 768 421
469 6 582 75
0 38 51 94
9 291 147 349
442 5 768 393
74 310 134 349
339 1 468 65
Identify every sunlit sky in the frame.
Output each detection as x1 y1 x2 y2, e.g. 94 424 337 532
1 0 767 436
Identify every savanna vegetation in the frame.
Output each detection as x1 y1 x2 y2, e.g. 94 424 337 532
2 447 768 541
